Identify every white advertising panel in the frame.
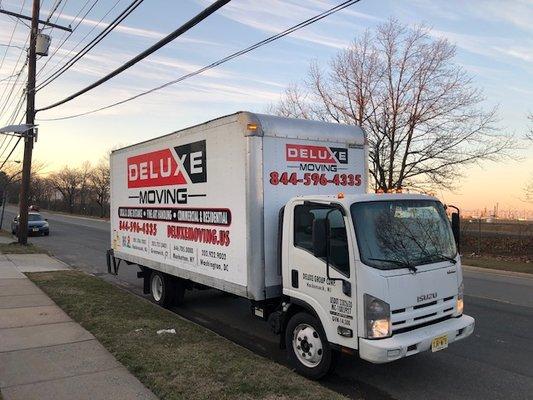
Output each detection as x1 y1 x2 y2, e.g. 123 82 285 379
110 127 248 289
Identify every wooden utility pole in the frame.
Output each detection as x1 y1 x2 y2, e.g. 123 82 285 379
17 0 40 245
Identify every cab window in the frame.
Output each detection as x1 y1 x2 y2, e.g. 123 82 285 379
293 204 350 277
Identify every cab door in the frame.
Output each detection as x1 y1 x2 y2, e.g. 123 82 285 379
283 200 357 348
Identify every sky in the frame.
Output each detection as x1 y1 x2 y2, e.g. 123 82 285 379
0 0 532 215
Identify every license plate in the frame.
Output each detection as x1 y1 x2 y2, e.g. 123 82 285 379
431 335 448 352
32 228 39 232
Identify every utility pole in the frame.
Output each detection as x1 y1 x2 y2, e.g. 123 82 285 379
17 0 40 245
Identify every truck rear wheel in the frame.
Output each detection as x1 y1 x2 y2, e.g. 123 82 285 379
149 271 184 308
285 312 335 380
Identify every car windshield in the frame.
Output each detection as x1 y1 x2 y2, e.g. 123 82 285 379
350 200 456 270
28 214 44 221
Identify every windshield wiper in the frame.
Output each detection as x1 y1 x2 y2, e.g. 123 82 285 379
420 253 457 264
368 258 418 273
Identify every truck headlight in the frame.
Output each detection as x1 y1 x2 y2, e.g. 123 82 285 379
364 294 391 339
456 282 464 316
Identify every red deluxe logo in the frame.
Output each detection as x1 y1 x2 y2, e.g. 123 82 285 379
127 149 187 188
286 144 347 164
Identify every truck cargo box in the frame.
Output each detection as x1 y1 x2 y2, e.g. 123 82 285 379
110 112 366 300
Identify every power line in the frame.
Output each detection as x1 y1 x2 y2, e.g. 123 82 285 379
0 29 30 116
0 83 25 127
0 60 28 121
0 137 22 171
0 90 25 156
37 0 231 112
0 0 27 73
36 0 140 89
36 0 123 82
0 44 25 50
38 0 361 121
36 0 99 78
0 98 26 165
44 0 62 24
0 69 26 84
41 0 69 37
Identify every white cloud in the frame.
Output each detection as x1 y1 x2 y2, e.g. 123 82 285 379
431 29 533 68
195 0 363 49
466 0 533 33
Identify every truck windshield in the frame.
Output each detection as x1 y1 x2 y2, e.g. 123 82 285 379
350 200 456 270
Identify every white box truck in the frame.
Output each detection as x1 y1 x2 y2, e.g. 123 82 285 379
108 112 474 379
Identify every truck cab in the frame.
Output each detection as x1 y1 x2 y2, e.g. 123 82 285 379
278 192 475 378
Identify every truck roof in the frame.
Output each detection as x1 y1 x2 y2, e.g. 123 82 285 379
291 192 441 205
111 111 366 154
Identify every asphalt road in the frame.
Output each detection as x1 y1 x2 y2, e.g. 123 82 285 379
2 206 532 400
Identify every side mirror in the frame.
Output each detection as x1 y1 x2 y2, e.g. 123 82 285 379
312 218 328 258
448 205 460 252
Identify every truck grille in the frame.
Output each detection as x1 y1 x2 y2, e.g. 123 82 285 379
391 295 456 334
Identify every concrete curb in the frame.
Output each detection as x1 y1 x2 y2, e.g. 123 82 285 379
463 265 533 279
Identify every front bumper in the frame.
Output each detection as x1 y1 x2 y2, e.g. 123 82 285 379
359 314 475 363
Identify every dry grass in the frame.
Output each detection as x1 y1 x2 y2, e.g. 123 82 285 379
462 255 532 274
0 242 49 255
28 271 347 400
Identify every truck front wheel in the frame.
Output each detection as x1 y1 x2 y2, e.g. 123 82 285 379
150 271 184 308
285 312 335 380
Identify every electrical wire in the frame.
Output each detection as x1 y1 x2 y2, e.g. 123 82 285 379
0 60 28 121
36 0 145 91
37 0 231 110
0 89 25 156
0 0 27 72
42 0 69 38
0 44 25 50
36 0 123 81
0 69 25 84
44 0 62 24
36 0 99 78
0 98 26 165
38 0 361 120
0 27 29 115
0 136 22 171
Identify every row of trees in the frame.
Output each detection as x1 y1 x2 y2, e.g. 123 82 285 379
1 160 110 218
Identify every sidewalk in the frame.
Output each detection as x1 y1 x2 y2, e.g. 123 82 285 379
0 253 157 400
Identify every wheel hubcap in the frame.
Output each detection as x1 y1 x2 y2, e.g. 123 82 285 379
292 323 323 368
151 274 163 302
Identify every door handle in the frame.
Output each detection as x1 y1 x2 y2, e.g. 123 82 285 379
291 269 298 288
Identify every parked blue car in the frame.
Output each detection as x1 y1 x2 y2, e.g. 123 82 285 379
11 212 50 236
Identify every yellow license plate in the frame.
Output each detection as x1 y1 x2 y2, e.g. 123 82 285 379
431 335 448 352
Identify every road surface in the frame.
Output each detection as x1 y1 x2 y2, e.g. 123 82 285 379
2 206 532 400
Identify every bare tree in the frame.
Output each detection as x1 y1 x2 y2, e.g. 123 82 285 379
274 19 514 191
524 181 533 203
89 159 110 218
78 161 93 213
49 167 83 213
527 113 533 141
0 161 47 204
29 176 55 208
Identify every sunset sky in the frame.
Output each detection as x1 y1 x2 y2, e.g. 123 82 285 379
0 0 532 214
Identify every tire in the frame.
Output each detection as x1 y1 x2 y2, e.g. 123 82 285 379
285 312 336 380
149 271 185 308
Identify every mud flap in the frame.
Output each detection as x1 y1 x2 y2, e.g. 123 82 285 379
106 249 121 275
